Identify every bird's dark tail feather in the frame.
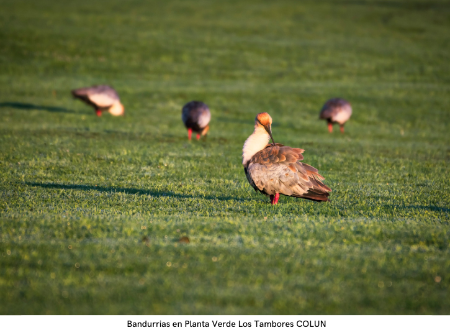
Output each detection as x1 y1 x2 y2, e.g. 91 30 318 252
299 193 330 203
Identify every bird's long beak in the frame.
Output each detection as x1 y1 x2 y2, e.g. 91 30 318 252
265 125 275 145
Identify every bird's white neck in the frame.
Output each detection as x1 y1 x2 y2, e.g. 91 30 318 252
242 125 270 166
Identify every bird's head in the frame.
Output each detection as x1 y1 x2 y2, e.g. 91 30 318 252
108 102 125 116
255 112 275 145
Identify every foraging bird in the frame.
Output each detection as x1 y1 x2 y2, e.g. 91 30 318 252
181 101 211 140
71 85 124 117
243 112 331 205
319 98 352 133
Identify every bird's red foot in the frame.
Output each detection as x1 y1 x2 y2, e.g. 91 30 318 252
340 125 345 133
96 109 102 117
270 193 280 205
196 133 200 140
188 128 192 140
328 123 333 133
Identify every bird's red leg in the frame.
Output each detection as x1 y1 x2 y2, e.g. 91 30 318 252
196 133 201 140
340 125 345 133
274 193 280 204
96 109 102 117
328 123 333 133
270 193 280 205
188 128 192 140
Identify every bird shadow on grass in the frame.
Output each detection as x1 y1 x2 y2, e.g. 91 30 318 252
0 102 75 113
26 182 248 202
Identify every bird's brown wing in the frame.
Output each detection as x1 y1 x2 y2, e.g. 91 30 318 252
319 102 340 119
182 101 211 131
264 143 285 148
319 98 351 120
247 145 331 202
72 85 119 108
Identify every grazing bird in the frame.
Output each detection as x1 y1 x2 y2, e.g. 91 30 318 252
181 101 211 140
319 98 352 133
71 85 124 117
243 112 331 205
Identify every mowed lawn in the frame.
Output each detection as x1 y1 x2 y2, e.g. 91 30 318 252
0 0 449 314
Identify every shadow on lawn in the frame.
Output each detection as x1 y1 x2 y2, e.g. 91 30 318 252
0 102 74 113
26 182 247 202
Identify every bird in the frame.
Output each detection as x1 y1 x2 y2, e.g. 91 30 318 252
181 101 211 140
71 85 124 117
242 112 331 205
319 98 352 133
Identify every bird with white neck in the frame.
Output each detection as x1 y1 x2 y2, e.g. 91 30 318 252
243 112 331 205
71 85 125 117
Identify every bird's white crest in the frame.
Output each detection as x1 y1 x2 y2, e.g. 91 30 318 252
242 124 270 165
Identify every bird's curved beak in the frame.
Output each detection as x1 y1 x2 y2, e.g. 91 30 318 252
201 125 210 136
265 125 275 145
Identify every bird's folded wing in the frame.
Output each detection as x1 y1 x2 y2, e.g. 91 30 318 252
248 145 331 201
251 145 304 164
319 105 340 119
72 86 119 107
88 93 117 108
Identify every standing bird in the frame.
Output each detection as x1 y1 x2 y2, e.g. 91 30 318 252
71 85 124 117
319 98 352 133
243 112 331 205
181 101 211 140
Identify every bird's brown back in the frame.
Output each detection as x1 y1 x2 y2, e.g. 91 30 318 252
246 144 331 202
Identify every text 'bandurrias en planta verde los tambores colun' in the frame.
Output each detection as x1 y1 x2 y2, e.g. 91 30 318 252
127 320 326 328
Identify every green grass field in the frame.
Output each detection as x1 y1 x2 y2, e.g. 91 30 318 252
1 0 449 314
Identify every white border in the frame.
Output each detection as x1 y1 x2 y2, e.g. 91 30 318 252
0 315 449 330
